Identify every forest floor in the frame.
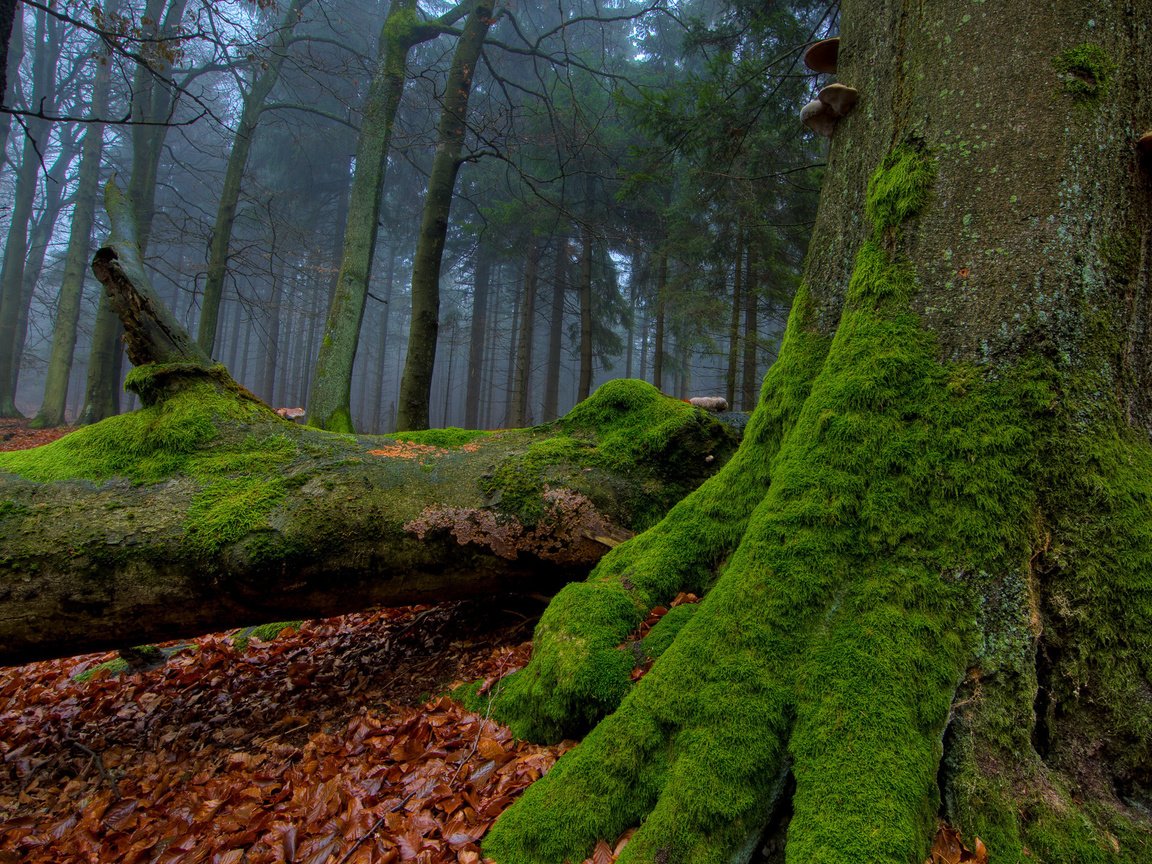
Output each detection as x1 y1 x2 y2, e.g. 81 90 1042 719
0 419 637 864
0 420 972 864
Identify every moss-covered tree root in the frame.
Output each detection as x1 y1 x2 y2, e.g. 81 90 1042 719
482 147 1152 863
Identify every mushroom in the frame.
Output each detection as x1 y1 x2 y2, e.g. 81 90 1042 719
818 83 860 117
800 84 860 138
803 37 839 74
801 99 837 137
1138 131 1152 166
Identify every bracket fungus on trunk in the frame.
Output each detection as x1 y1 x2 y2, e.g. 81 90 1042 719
803 37 839 74
1138 131 1152 169
801 83 860 138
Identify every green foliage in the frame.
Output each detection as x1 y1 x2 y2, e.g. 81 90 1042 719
1052 44 1115 101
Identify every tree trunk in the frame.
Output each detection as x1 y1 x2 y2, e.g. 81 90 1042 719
464 244 494 428
0 0 23 176
651 250 667 391
0 4 59 417
740 240 758 410
305 0 469 432
197 0 306 357
726 219 744 407
481 3 1152 863
0 226 738 663
577 219 594 402
509 238 539 427
397 1 495 431
542 240 567 421
9 136 78 396
31 0 117 428
79 0 184 424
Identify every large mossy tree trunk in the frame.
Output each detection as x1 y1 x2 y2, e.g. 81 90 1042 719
481 2 1152 863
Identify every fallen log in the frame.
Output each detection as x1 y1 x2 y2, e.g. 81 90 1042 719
0 184 738 665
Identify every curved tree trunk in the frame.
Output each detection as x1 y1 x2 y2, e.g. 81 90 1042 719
78 0 186 424
396 1 495 431
482 3 1152 863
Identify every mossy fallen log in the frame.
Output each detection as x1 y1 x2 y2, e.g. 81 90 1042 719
0 369 737 666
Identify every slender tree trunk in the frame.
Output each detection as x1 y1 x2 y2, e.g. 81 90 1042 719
32 3 117 427
464 244 494 428
726 219 744 407
740 243 758 410
197 0 306 356
510 239 540 427
652 251 668 391
638 309 649 382
577 220 594 402
397 1 495 431
543 239 567 421
260 260 286 405
0 0 23 175
0 5 58 416
308 0 469 431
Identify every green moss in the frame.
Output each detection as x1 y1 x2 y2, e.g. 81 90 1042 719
232 620 303 650
560 378 701 470
0 373 302 556
74 656 131 682
0 500 29 521
480 380 735 531
0 377 260 485
1053 44 1115 102
865 144 938 233
641 604 697 660
485 143 1038 864
391 427 490 447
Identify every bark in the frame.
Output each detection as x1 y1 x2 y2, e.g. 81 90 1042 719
577 220 594 402
396 1 495 431
482 3 1152 863
509 238 539 427
10 135 79 397
197 0 307 357
740 240 758 410
464 244 494 428
80 0 185 423
0 0 22 174
0 231 739 664
0 4 60 417
31 8 116 428
725 219 744 407
542 240 566 421
651 250 667 390
308 0 469 432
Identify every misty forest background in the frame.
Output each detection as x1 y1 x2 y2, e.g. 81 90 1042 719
0 0 832 433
